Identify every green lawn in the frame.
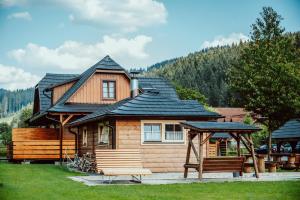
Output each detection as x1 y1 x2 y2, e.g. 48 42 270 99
0 163 300 200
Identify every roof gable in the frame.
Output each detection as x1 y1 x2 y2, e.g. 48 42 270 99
52 55 128 108
36 73 79 112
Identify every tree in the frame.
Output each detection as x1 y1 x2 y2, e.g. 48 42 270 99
174 83 207 105
17 106 33 128
0 122 12 145
229 7 300 159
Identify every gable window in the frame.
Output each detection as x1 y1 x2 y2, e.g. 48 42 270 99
165 124 183 141
98 125 109 145
102 80 116 99
82 127 88 147
144 124 161 142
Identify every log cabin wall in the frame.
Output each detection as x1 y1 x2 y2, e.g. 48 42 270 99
52 81 76 104
115 119 208 173
67 72 130 104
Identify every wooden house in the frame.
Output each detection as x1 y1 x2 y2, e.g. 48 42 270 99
21 55 223 172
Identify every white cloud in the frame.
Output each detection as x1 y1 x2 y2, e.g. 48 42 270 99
2 0 167 31
7 11 32 21
8 35 152 70
201 33 249 49
0 64 40 90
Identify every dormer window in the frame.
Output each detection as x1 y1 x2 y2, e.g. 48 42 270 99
102 80 116 99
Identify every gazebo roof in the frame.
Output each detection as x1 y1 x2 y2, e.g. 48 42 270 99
181 121 261 133
272 119 300 140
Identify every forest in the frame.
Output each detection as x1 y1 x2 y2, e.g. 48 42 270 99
0 88 34 118
146 31 300 107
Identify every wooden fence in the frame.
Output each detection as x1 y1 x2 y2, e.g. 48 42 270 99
12 128 75 160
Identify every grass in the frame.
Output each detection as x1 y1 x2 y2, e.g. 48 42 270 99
0 163 300 200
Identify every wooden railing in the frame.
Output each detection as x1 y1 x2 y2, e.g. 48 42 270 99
13 140 75 160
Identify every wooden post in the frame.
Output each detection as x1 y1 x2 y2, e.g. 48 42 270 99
184 133 192 178
248 134 259 178
59 123 63 165
198 132 203 180
237 134 241 157
92 129 95 155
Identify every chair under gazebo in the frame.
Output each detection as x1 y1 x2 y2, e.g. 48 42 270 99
180 121 262 180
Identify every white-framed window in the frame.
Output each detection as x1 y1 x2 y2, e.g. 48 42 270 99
82 127 87 147
165 124 183 141
141 121 185 144
144 124 161 142
97 125 109 145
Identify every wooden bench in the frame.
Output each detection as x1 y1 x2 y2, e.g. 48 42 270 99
185 157 245 176
203 157 245 174
95 149 152 183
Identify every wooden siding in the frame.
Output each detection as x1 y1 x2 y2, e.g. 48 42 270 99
116 120 208 173
68 73 130 104
12 128 75 160
12 128 75 141
52 81 75 104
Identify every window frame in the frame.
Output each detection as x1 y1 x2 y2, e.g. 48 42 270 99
141 120 186 145
164 124 184 142
102 80 116 100
82 127 88 147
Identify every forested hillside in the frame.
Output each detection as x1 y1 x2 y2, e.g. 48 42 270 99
146 44 243 106
0 88 34 118
146 31 299 107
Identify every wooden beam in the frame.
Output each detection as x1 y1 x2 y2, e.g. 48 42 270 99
248 133 259 178
240 135 251 153
62 115 74 126
201 132 214 145
237 134 241 157
184 133 192 178
190 139 199 161
198 132 204 180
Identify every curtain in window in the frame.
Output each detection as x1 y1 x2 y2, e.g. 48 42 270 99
165 124 183 141
144 124 161 141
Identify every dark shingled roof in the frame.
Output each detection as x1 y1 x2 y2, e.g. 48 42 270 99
109 92 218 117
138 77 178 99
36 73 79 112
69 92 221 126
181 121 261 132
272 119 300 139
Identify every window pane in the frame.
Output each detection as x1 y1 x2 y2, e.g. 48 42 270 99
103 82 108 98
152 125 160 132
109 82 115 88
109 91 115 98
165 124 174 132
144 125 151 132
175 124 182 132
144 124 161 142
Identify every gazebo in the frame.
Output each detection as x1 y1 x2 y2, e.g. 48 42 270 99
272 119 300 152
180 121 261 180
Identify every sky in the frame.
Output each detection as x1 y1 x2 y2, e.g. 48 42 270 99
0 0 299 90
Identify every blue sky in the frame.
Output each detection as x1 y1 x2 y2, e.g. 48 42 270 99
0 0 299 90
